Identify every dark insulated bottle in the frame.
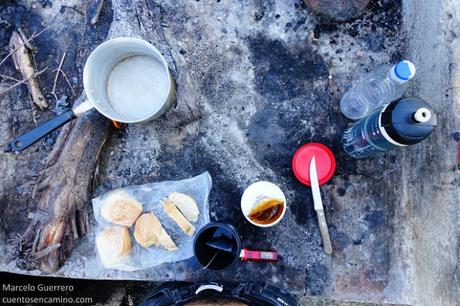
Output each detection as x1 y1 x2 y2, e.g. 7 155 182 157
342 97 437 159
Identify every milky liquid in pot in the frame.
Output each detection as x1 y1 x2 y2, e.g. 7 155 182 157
106 55 168 121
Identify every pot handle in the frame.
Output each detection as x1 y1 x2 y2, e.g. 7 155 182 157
4 99 94 153
4 110 76 153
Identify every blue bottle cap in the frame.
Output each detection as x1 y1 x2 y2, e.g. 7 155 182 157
393 60 416 81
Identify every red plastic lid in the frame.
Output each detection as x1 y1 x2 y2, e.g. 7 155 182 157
292 143 336 186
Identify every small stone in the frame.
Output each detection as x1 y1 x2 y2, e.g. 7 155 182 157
352 235 364 245
40 0 52 8
304 0 370 22
255 11 264 21
103 181 113 189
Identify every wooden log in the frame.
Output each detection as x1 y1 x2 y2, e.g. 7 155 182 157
9 31 48 109
19 94 112 272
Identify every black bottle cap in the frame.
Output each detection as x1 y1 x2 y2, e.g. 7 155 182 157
381 97 437 145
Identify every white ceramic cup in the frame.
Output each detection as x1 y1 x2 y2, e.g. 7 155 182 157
241 181 287 227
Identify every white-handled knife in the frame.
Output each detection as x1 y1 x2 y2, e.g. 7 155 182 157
310 156 333 255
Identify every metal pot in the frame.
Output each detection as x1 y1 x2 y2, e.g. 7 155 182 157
5 37 175 153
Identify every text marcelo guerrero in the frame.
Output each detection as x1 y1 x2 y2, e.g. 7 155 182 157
2 284 74 292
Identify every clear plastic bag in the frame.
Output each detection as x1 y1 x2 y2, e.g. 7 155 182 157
92 172 212 271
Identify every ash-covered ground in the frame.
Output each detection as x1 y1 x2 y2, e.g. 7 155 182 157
0 0 412 303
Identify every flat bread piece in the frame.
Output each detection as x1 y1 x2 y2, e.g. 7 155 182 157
167 192 199 222
163 199 196 236
134 212 177 251
100 190 143 227
96 226 131 267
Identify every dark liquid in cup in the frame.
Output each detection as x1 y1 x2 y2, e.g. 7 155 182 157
248 198 284 225
194 224 240 271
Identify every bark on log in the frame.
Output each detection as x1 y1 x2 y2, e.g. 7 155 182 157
19 94 111 272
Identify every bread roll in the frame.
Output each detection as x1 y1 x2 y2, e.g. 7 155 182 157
163 199 195 236
167 192 199 222
100 191 143 226
134 212 177 251
96 226 131 266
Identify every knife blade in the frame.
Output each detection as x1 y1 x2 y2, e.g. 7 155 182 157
310 156 323 211
310 156 333 255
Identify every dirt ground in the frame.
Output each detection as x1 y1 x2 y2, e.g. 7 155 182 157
0 0 458 305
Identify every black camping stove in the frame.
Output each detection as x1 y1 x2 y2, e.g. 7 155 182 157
139 281 299 306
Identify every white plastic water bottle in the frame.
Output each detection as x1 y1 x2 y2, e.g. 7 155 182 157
340 60 416 120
